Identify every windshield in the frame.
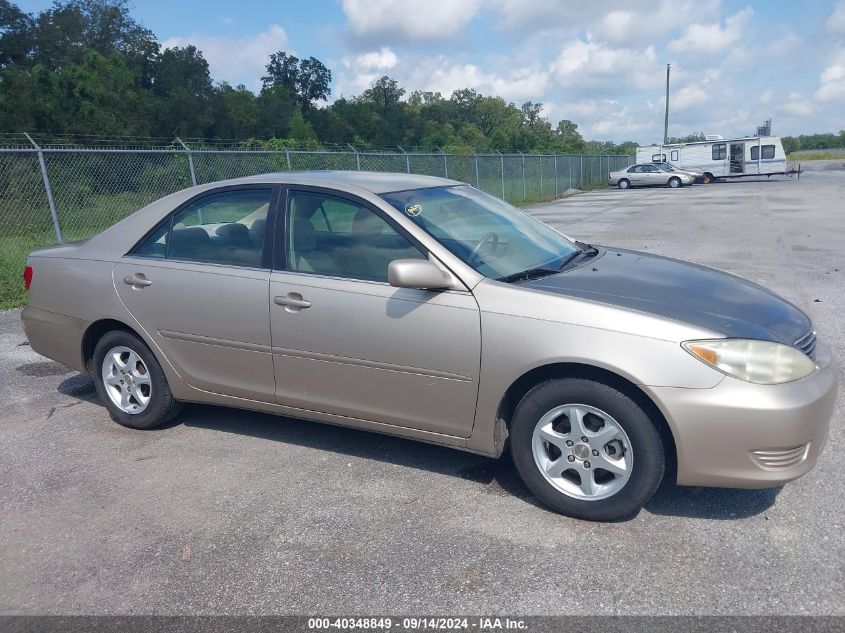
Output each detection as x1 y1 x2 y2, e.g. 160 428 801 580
380 185 580 279
656 163 677 171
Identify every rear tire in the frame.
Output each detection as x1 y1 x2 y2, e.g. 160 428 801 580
702 172 714 184
668 177 682 188
618 179 631 190
92 330 182 430
509 378 664 521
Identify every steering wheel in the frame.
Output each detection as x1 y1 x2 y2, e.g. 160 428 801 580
468 231 500 267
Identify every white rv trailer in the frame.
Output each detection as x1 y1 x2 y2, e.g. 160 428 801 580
636 135 790 182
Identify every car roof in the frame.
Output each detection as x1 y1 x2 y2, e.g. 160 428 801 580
230 170 463 194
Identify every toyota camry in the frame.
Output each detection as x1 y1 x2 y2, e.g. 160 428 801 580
22 172 837 521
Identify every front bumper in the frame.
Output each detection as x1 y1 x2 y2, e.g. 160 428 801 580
645 340 837 488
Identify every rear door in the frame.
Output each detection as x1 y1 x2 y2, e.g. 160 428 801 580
627 165 644 185
269 187 482 438
114 186 279 402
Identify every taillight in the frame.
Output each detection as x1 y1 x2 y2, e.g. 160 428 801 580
24 265 33 290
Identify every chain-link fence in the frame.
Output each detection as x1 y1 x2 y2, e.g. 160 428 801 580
0 138 632 306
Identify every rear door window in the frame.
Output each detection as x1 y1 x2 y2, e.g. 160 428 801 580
132 189 272 268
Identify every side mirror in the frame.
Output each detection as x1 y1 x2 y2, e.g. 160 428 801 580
388 259 453 290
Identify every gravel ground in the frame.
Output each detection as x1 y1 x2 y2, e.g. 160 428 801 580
0 171 842 615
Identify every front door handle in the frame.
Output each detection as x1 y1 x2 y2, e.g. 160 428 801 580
274 293 311 311
123 273 152 288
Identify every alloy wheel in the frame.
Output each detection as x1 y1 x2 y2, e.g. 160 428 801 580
531 403 633 501
101 345 152 414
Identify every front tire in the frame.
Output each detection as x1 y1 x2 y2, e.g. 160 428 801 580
92 330 181 430
668 176 682 188
702 172 714 184
618 179 631 190
509 378 664 521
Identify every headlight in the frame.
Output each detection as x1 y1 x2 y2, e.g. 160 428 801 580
682 339 817 384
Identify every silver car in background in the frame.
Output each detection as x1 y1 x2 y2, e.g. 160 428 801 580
22 172 836 521
609 163 694 189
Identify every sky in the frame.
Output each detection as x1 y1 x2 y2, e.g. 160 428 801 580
16 0 845 144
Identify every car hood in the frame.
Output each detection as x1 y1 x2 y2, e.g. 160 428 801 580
520 247 812 345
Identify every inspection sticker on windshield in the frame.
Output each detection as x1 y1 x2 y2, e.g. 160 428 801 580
405 203 422 217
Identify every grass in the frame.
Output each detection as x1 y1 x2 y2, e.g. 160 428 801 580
787 150 845 160
0 233 53 310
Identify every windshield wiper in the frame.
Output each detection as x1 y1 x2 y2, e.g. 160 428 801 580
497 267 560 283
498 246 598 283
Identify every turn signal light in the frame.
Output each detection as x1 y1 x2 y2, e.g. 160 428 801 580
687 344 718 364
23 265 33 290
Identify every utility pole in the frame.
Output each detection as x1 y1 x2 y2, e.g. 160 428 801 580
664 64 670 144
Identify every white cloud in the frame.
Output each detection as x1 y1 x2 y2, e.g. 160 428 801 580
486 0 602 32
162 24 288 89
340 0 480 41
575 101 654 139
550 40 661 95
335 48 400 97
783 92 814 116
815 50 845 102
343 47 398 71
595 0 720 46
827 3 845 32
759 89 774 104
410 60 549 103
668 7 753 54
671 70 720 110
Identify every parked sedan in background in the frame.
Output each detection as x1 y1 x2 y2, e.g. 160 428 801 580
609 163 694 189
22 172 836 521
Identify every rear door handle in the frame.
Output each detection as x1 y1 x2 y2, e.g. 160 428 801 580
274 293 311 311
123 274 152 288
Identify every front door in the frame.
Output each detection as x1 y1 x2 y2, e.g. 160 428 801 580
269 189 482 438
730 143 745 173
115 187 278 402
641 164 663 185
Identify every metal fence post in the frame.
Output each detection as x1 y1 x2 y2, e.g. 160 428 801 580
441 148 448 178
398 146 410 173
24 132 63 244
569 155 572 190
521 153 526 200
348 144 360 171
285 149 292 170
580 155 583 188
498 152 505 200
176 137 197 186
539 155 543 197
474 153 480 188
554 155 558 197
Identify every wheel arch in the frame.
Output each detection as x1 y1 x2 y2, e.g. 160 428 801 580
496 362 677 475
81 318 145 372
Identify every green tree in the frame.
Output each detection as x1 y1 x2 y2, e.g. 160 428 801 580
262 51 331 109
0 0 34 67
152 45 214 136
360 76 405 116
256 84 296 138
286 108 317 142
212 83 259 139
57 50 151 134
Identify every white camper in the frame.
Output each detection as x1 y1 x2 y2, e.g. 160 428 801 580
636 136 789 182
